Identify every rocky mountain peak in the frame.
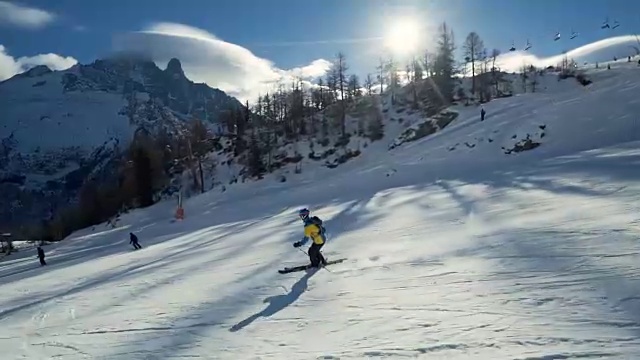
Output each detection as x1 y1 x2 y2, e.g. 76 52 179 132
165 58 185 79
1 65 52 83
23 65 52 77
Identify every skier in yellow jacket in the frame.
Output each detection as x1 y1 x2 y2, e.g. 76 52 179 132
293 208 328 268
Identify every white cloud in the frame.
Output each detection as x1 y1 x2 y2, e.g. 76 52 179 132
495 35 640 73
0 1 56 29
113 22 332 102
0 45 77 81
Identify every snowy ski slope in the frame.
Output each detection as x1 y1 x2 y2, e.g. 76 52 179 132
1 63 640 359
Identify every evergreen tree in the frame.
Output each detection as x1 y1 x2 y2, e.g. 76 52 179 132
463 32 484 94
367 111 384 141
432 22 456 105
364 74 374 96
132 146 153 207
335 52 348 135
247 133 265 178
348 74 361 100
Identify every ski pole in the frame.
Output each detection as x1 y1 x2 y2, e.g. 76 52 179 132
297 247 332 273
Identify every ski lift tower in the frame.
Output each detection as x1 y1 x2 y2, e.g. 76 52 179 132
175 190 184 221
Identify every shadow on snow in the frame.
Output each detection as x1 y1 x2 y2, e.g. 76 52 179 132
229 268 319 332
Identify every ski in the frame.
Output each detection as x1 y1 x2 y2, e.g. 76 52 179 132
278 258 347 274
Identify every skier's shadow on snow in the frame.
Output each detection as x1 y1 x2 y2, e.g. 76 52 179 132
229 269 318 332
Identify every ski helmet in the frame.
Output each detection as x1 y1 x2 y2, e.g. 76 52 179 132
298 208 310 220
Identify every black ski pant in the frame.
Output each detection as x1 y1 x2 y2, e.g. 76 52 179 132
132 242 142 250
308 242 326 267
39 257 46 266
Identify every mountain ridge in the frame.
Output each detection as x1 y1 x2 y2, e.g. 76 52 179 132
0 54 244 236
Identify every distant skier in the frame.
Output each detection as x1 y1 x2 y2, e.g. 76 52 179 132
293 208 327 268
37 246 46 266
129 232 142 250
480 107 486 121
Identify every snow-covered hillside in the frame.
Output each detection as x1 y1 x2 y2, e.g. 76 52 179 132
198 56 638 199
0 56 242 234
0 59 640 359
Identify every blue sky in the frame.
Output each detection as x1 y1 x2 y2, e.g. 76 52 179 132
1 0 638 100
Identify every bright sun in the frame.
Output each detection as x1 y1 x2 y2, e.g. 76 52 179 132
383 18 421 57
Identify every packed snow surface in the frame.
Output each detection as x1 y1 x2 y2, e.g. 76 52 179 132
1 63 640 359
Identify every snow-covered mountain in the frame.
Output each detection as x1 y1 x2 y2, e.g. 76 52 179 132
1 56 639 359
0 56 242 234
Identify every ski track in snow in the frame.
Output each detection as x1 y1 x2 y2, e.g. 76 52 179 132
1 63 640 359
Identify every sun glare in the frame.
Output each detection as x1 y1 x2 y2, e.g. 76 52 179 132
384 18 421 57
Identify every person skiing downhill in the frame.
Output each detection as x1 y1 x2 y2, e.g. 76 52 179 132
129 232 142 250
37 246 46 266
293 208 328 268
